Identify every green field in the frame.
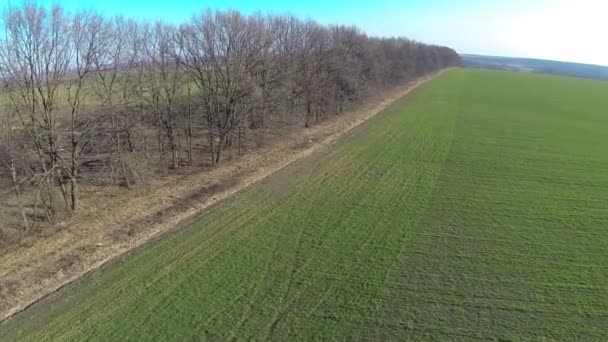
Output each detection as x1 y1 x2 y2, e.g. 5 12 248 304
2 69 608 340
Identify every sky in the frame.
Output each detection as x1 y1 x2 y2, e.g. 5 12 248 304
14 0 608 66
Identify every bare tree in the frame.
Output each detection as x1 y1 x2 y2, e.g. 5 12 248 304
0 4 460 232
327 26 367 113
61 11 103 210
0 3 73 220
142 21 185 170
0 82 30 230
246 14 285 146
181 10 265 163
93 16 136 187
295 21 332 127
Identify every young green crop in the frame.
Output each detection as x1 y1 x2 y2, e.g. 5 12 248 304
2 69 607 340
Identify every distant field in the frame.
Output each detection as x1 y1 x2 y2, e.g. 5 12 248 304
2 69 608 340
0 75 197 115
461 54 608 80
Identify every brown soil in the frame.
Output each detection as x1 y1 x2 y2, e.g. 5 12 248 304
0 71 443 321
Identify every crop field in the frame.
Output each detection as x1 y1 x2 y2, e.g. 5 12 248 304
1 69 608 340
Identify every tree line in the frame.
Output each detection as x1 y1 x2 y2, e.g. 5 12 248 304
0 3 460 231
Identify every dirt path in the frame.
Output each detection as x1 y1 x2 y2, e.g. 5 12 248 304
0 71 444 322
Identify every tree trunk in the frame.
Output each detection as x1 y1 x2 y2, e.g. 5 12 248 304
172 146 179 169
157 115 165 173
9 159 29 231
70 175 78 211
112 113 130 188
305 102 312 128
187 87 193 163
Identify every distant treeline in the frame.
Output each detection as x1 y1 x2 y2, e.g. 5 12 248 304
0 3 460 230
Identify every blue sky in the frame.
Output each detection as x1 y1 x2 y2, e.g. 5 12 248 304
14 0 608 65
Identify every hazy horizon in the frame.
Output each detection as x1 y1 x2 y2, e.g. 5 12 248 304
460 53 608 68
11 0 608 66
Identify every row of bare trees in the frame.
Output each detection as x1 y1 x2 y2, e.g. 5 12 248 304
0 3 460 231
